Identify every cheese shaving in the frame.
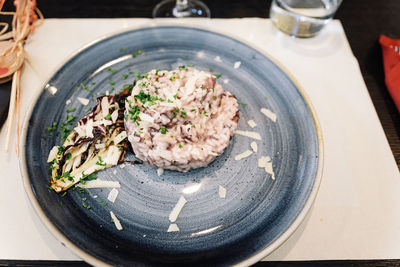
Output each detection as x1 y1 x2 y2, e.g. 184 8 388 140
110 211 123 231
235 130 261 140
77 97 89 106
234 61 241 69
111 110 118 123
167 224 180 232
113 131 127 145
250 141 258 153
218 185 226 198
157 168 164 176
260 108 277 122
107 188 119 203
214 56 222 62
77 179 121 188
247 120 257 128
169 196 187 223
47 146 58 163
258 156 275 180
234 149 253 160
65 99 71 105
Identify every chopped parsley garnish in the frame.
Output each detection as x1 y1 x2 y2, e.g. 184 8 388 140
66 152 72 160
241 102 247 108
190 109 196 112
122 74 128 80
109 80 115 85
66 108 76 113
105 113 111 119
167 99 173 103
82 202 91 210
134 90 151 104
134 72 142 79
96 156 107 166
80 83 91 91
61 192 67 197
215 73 222 78
110 87 115 93
46 122 58 132
178 65 186 71
160 127 167 134
63 171 74 181
173 108 180 118
179 143 183 148
123 84 134 90
131 49 142 57
155 69 161 75
111 69 118 74
84 107 91 113
181 111 187 118
213 96 217 101
203 111 208 117
57 146 65 155
209 67 214 72
173 93 178 100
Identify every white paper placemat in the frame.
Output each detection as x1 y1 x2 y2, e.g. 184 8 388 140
0 18 399 262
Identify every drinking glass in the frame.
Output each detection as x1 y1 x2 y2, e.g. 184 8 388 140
153 0 211 18
270 0 343 38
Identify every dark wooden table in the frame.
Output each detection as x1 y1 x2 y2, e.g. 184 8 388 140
1 0 399 266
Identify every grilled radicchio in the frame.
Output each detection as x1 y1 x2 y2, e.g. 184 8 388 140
48 90 130 192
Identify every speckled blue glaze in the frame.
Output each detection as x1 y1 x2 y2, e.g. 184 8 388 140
21 26 322 266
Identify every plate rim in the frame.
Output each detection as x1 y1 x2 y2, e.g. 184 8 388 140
19 22 324 267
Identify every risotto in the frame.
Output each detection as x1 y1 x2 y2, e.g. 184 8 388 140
124 66 240 172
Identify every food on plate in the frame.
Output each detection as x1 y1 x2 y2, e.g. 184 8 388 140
124 67 240 172
48 90 130 192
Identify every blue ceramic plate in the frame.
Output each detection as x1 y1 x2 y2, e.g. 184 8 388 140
20 25 323 266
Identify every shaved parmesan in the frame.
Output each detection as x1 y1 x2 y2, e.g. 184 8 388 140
110 211 123 231
77 179 121 188
260 108 277 122
250 141 258 153
101 97 110 118
111 110 118 123
157 168 164 176
47 146 58 163
113 131 127 145
65 99 71 105
167 224 180 232
235 149 253 160
169 196 187 223
77 97 89 106
258 156 275 180
218 185 226 198
234 61 241 69
113 169 117 175
214 56 222 62
247 120 257 128
235 130 261 140
107 188 119 203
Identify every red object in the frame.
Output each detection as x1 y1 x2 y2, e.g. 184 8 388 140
0 68 8 76
379 35 400 112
